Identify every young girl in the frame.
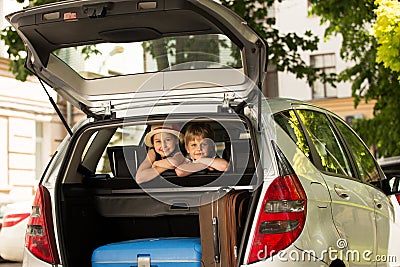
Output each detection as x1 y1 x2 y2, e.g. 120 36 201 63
136 124 185 184
176 123 229 177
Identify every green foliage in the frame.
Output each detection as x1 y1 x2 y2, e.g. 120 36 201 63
310 0 400 158
142 35 232 71
372 0 400 74
0 26 30 80
80 45 102 60
220 0 332 86
1 0 63 81
351 70 400 157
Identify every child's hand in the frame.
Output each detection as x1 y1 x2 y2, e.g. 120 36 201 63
152 161 160 168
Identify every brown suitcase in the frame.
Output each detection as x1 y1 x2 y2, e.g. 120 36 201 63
199 189 250 267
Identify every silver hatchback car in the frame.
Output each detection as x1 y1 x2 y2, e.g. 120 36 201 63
6 0 400 266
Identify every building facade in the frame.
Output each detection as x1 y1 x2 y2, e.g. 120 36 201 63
268 0 374 121
0 58 69 200
0 0 69 200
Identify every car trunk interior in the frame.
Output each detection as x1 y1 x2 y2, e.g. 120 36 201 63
57 117 258 266
60 180 255 266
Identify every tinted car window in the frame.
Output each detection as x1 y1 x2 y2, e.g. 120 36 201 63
333 117 380 184
296 110 353 177
274 110 312 160
54 34 242 79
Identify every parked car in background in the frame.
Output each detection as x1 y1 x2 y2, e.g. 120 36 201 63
0 193 13 262
5 0 400 266
379 156 400 178
0 200 31 262
0 193 12 231
378 156 400 267
378 156 400 206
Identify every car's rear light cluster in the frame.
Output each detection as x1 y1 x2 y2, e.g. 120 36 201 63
25 185 60 264
2 213 30 227
395 194 400 205
247 144 307 264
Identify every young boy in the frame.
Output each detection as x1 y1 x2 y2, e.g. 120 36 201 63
176 123 228 177
136 124 185 184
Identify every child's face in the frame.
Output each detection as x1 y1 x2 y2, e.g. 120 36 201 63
153 133 178 157
186 137 214 160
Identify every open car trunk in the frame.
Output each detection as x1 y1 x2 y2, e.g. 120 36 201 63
6 0 266 116
56 115 260 267
60 184 255 266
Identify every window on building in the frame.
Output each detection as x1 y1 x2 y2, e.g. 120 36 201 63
8 118 36 186
310 53 336 99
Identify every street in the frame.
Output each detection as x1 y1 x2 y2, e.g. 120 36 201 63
0 262 20 267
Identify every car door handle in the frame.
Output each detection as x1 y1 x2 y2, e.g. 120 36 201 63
334 184 350 199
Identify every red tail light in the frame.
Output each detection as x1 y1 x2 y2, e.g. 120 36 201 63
247 144 307 264
395 194 400 205
2 213 30 227
25 185 60 264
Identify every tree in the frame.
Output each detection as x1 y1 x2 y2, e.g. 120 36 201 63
1 0 58 80
219 0 331 85
373 0 400 74
309 0 400 157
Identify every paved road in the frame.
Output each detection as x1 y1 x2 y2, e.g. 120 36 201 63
0 261 21 267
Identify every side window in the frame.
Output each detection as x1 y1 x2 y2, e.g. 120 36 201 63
81 125 147 176
273 110 312 160
333 118 380 184
296 110 353 177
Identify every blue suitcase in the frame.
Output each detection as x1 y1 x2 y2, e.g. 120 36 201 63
92 237 202 267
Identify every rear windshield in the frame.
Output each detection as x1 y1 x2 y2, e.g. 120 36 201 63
54 34 242 79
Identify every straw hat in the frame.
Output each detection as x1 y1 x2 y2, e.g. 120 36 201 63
144 124 182 147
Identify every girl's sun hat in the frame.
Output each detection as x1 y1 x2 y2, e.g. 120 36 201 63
144 124 182 147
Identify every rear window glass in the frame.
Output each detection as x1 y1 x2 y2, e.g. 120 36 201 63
54 34 242 79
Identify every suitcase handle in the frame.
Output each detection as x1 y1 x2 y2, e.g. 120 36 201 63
212 217 220 263
137 254 151 267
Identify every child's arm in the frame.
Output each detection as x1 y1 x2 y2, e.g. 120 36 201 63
152 152 186 169
175 160 209 177
175 157 229 177
196 157 229 172
136 150 168 184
